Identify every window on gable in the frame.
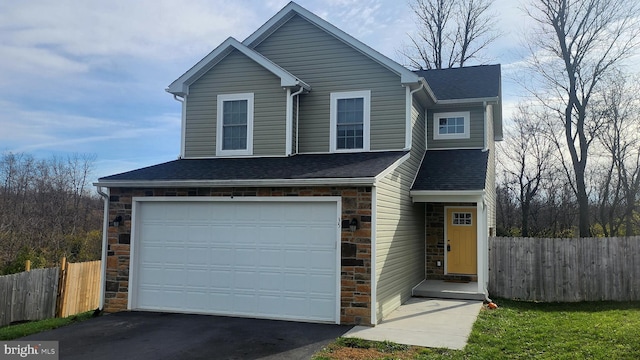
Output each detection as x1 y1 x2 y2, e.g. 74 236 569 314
330 90 370 152
433 111 470 140
217 93 253 156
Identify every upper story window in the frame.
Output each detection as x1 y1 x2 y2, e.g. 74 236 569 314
433 111 470 140
330 90 370 152
216 93 254 156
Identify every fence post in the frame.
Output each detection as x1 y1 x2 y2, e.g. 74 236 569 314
25 260 31 272
55 257 68 318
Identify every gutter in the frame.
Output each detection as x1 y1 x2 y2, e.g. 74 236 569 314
93 176 376 189
95 186 110 311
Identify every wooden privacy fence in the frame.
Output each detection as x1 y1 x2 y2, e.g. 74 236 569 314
489 236 640 302
0 268 59 327
0 259 101 327
57 259 101 318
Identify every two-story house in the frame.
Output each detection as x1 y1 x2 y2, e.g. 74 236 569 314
95 1 502 326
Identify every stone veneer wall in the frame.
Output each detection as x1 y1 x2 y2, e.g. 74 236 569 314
104 186 373 325
425 202 477 281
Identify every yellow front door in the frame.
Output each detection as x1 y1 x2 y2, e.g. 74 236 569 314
446 207 477 274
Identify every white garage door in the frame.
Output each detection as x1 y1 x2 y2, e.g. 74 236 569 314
131 198 339 323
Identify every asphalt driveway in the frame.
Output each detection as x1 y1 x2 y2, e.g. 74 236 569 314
21 312 351 359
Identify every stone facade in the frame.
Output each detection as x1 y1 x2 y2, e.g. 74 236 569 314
425 202 477 282
104 186 373 325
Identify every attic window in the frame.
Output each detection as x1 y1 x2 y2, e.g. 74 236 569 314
433 111 470 140
330 90 371 152
216 93 254 156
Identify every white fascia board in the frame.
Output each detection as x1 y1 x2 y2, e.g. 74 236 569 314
93 177 375 188
410 190 485 204
166 37 309 96
242 2 419 85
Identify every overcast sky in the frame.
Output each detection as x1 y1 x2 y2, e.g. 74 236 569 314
0 0 529 180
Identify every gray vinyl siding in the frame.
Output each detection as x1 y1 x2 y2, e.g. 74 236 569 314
374 98 426 321
184 49 287 157
254 15 406 153
427 107 484 149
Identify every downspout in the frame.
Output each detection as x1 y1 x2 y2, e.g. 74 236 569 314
296 94 300 154
407 80 426 150
96 186 110 311
482 100 488 152
173 94 186 158
290 84 305 155
285 88 293 156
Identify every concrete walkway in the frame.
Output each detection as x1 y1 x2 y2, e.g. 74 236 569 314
344 297 483 350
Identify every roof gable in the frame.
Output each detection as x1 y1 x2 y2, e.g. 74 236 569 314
242 2 419 84
167 37 309 96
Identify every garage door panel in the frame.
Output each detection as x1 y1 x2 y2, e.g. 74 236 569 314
187 226 212 244
210 248 233 265
134 200 338 323
186 247 209 265
258 249 283 267
308 251 335 269
234 271 257 290
186 291 209 310
186 269 209 287
258 272 283 290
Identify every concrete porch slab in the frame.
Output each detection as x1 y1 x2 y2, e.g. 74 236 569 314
413 279 487 301
343 297 483 350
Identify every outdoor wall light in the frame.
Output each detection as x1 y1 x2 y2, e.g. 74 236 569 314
349 218 358 232
111 215 123 227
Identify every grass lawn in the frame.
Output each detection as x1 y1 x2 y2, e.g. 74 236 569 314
313 299 640 359
0 311 95 340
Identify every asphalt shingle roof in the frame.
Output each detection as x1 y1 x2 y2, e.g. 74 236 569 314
99 151 408 182
414 64 501 100
411 149 489 191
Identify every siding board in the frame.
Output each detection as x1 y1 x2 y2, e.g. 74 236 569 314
255 15 406 152
184 50 287 157
374 99 426 321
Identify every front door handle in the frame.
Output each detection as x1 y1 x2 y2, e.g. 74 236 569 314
447 240 451 252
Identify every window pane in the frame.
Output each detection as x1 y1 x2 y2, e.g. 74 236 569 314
438 116 465 135
336 123 363 149
337 98 363 124
223 100 247 125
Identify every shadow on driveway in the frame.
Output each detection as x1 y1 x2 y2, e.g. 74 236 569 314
21 312 351 359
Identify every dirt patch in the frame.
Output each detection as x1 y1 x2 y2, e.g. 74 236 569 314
315 345 424 360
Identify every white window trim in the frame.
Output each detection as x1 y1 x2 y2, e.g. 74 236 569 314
433 111 470 140
216 93 254 156
330 90 371 152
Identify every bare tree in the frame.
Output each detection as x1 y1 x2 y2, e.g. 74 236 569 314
594 72 640 236
0 152 102 274
499 104 556 236
522 0 640 237
400 0 497 69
